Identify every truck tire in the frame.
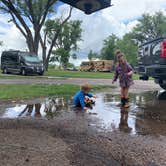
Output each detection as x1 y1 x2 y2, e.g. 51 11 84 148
21 68 26 75
39 72 44 76
159 83 166 90
3 68 8 74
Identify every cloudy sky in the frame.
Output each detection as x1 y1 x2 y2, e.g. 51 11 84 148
0 0 166 65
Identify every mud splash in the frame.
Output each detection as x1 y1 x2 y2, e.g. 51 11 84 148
0 90 166 136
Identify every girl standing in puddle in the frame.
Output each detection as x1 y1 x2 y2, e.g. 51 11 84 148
112 52 134 108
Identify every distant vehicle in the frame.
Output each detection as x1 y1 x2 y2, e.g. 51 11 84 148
66 67 78 71
1 50 44 75
138 37 166 89
80 60 113 72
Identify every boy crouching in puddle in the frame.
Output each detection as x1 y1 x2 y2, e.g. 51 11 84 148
73 83 96 110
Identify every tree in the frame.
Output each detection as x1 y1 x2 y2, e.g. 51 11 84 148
0 0 72 70
100 34 118 60
46 20 82 69
116 33 138 65
88 50 98 60
130 11 166 43
99 33 138 65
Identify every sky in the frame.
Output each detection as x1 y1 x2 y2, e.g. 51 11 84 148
0 0 166 66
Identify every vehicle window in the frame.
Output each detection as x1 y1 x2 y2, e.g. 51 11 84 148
144 46 149 56
9 54 18 62
138 48 143 57
152 42 161 56
23 56 40 63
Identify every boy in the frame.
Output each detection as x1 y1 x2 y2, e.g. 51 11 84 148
73 83 96 110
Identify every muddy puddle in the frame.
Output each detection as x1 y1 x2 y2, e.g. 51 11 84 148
1 91 166 136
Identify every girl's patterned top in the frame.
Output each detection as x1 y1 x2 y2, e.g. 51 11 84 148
113 62 134 88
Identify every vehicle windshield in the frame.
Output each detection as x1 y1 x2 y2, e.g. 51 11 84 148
23 55 41 63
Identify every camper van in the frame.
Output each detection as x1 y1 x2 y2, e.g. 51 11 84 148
138 37 166 89
1 50 44 75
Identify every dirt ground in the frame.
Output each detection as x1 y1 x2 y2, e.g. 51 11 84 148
0 80 166 166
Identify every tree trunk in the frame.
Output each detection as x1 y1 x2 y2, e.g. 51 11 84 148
43 7 73 71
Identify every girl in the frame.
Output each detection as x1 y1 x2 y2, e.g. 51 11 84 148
112 53 134 108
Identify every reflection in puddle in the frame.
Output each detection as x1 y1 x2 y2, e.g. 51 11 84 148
1 90 166 136
86 93 137 134
0 97 70 119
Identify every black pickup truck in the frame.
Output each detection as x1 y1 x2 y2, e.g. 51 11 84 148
138 37 166 90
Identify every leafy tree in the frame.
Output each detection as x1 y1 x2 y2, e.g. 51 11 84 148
67 62 75 68
88 50 98 60
46 20 82 69
116 33 138 65
130 11 166 43
99 33 138 65
100 34 118 60
0 0 72 70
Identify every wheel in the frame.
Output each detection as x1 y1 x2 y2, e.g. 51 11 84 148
139 75 149 80
38 72 44 76
159 83 166 90
21 68 26 75
3 68 8 74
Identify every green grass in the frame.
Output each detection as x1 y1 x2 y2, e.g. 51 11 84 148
0 73 44 79
0 84 114 99
45 69 140 79
0 69 145 80
45 69 113 78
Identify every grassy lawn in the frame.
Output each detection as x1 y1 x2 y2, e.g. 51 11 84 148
0 72 42 79
0 69 143 80
45 69 140 80
0 84 114 99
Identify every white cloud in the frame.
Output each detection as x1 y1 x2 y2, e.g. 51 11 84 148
0 14 27 55
0 0 166 66
108 0 166 21
56 0 166 64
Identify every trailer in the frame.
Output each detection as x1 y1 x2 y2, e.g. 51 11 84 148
80 60 113 72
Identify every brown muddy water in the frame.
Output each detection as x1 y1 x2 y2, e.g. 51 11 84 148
0 90 166 136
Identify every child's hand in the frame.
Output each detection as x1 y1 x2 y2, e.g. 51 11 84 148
127 71 133 76
93 95 97 98
83 107 88 111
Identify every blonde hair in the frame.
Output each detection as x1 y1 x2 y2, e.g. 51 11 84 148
115 49 121 56
117 53 127 63
81 83 91 92
114 49 121 64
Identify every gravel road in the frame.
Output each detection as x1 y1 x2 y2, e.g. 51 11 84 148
0 78 165 166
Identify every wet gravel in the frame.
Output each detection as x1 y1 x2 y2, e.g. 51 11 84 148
0 79 166 166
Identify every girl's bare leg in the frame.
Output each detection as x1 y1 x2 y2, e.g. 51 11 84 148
124 87 129 107
120 87 125 106
121 87 125 98
124 87 129 98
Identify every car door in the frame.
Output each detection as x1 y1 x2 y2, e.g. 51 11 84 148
8 53 19 73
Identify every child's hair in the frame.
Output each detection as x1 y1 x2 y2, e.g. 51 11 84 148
81 83 91 92
117 53 127 63
115 49 121 56
114 49 121 64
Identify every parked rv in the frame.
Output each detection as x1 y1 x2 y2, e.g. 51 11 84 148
80 60 113 72
1 50 44 75
138 37 166 89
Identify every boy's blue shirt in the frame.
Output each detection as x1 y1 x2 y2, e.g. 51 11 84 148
73 90 93 108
